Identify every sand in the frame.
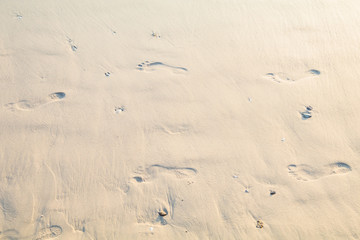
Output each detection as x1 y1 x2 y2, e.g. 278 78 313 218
1 0 360 239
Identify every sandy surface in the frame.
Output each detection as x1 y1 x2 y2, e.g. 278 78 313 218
1 0 360 239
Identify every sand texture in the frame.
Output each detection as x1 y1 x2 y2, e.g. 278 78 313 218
1 0 360 239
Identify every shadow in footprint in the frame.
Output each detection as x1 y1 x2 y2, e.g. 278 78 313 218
67 38 78 52
288 162 351 181
5 92 66 111
309 69 321 75
133 176 144 183
49 92 66 100
300 111 312 120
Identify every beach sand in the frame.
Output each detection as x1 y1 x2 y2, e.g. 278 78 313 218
0 0 360 239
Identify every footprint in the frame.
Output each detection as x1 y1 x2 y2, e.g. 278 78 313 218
288 162 351 181
264 72 295 83
151 31 161 38
114 106 125 114
137 61 188 73
146 164 197 179
34 225 62 240
299 105 314 120
5 92 66 111
71 45 78 52
131 164 197 183
300 111 312 120
157 124 191 135
264 69 320 83
67 38 78 52
133 176 145 183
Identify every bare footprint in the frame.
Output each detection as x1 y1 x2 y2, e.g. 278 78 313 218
34 225 62 240
264 72 295 83
288 162 351 181
264 69 320 83
146 164 197 179
67 37 78 52
137 61 188 73
151 31 161 38
132 164 197 183
157 124 191 135
5 92 66 111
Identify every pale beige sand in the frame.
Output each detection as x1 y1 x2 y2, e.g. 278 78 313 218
1 0 360 239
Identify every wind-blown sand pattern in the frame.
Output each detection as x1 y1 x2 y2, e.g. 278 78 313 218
1 0 360 239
